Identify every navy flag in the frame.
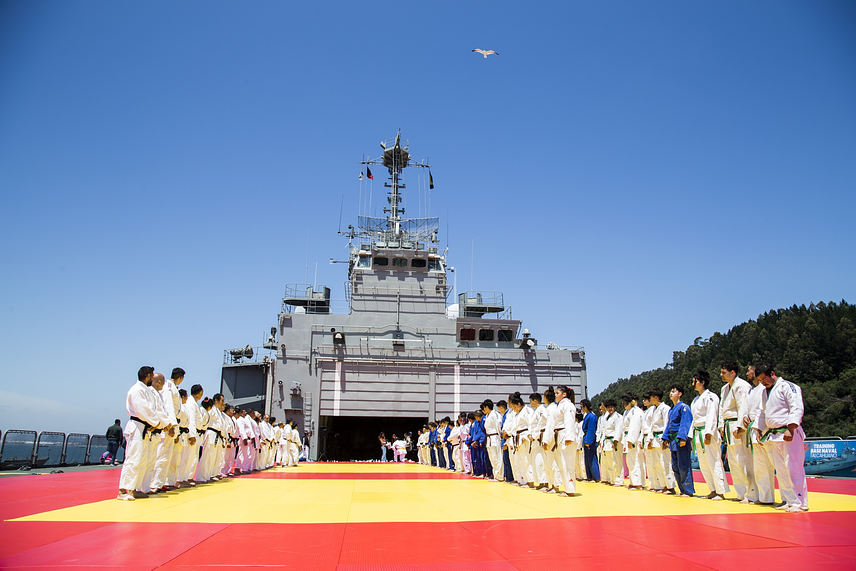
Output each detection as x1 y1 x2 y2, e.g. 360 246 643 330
366 167 374 180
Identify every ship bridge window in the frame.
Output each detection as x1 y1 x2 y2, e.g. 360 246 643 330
479 329 495 342
374 257 389 266
411 258 427 268
357 256 371 268
428 259 441 271
459 328 476 341
392 257 408 268
497 330 514 342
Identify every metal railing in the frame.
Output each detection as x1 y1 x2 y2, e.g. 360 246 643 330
0 430 123 469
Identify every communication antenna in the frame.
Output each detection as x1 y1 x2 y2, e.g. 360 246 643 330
338 195 344 233
304 231 309 285
470 239 474 292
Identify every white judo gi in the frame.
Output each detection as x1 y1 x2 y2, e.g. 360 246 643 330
484 409 504 481
760 377 807 511
720 376 757 501
746 382 776 504
118 380 164 493
691 389 729 496
622 405 644 487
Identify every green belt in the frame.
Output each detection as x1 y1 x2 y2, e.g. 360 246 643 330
723 418 738 446
761 426 788 442
746 420 755 453
693 425 705 452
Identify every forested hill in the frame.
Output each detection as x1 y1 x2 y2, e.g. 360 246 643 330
591 301 856 438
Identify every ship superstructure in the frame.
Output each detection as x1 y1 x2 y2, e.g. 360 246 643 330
220 132 587 460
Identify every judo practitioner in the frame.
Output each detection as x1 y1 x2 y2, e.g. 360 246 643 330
662 384 695 497
756 363 808 513
719 360 758 503
691 370 729 499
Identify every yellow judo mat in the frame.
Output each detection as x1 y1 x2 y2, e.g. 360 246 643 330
13 463 856 524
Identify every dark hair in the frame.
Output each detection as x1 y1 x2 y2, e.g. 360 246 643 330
213 393 224 403
509 395 524 406
720 360 738 374
693 369 710 388
191 384 204 396
543 386 556 404
668 383 683 395
270 417 276 424
171 367 186 380
114 419 121 424
467 412 475 421
529 392 542 403
178 389 187 398
755 362 775 377
482 399 494 411
650 389 663 400
201 397 213 410
580 398 591 410
556 385 575 404
474 409 483 417
497 400 508 409
576 412 584 422
604 398 617 409
138 366 154 381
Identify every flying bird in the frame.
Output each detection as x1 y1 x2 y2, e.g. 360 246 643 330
472 49 499 58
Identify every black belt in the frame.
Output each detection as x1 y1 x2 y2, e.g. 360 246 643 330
206 427 223 444
179 427 189 434
130 416 153 438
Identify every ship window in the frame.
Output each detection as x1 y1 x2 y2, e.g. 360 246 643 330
428 259 441 271
497 330 514 342
374 257 389 266
460 328 476 341
411 258 427 268
392 258 408 267
357 256 371 268
479 329 495 342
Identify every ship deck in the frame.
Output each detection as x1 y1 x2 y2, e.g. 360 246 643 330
2 463 856 570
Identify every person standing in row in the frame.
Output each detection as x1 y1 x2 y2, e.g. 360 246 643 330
483 400 504 482
755 363 808 513
719 360 757 503
579 399 600 481
743 364 776 504
621 394 644 490
662 384 695 497
118 367 163 500
528 393 549 488
691 371 729 500
645 390 674 493
600 399 624 486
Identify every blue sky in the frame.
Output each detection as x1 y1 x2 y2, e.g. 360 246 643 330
1 1 854 436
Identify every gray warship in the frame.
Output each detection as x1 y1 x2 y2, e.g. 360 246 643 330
219 132 587 460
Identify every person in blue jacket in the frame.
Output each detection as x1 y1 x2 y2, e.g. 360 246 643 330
580 399 601 481
428 422 438 467
661 384 695 497
442 417 454 471
471 409 488 477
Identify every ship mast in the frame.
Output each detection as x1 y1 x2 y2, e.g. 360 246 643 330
357 130 436 250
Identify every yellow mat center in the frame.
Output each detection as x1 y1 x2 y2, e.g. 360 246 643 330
12 464 856 524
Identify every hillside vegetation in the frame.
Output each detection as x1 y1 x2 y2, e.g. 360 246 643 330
592 301 856 438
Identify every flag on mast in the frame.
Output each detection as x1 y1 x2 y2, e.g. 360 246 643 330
366 167 374 180
429 170 434 190
359 171 363 180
